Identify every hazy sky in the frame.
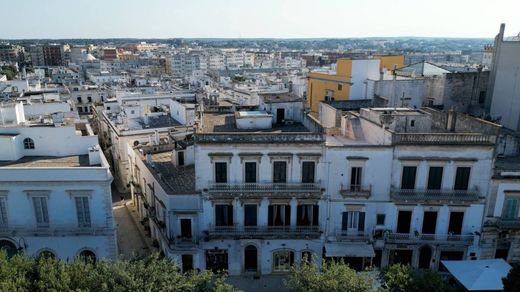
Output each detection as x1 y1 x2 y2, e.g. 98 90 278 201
2 0 520 39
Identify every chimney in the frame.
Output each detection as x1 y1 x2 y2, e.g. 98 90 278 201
447 108 457 132
88 145 102 166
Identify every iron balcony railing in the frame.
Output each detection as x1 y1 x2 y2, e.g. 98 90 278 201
335 229 371 242
340 184 372 198
392 133 496 145
385 232 475 244
0 226 115 237
207 224 321 238
207 181 322 193
390 187 481 202
496 218 520 230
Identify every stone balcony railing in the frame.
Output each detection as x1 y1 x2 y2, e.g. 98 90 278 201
206 181 323 198
496 218 520 230
390 187 481 203
340 184 372 198
392 133 496 145
385 232 475 245
0 226 115 237
335 229 371 242
206 224 321 239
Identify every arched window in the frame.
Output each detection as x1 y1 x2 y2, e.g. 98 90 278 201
23 138 35 149
0 240 18 258
37 249 56 260
78 249 96 263
273 250 294 272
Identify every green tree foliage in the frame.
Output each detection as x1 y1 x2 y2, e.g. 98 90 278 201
503 264 520 292
0 65 17 80
381 264 454 292
284 259 374 292
0 251 238 292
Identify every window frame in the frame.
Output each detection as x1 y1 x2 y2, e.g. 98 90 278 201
23 138 35 150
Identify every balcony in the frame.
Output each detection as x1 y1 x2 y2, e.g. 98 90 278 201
335 229 371 242
0 226 115 237
496 218 520 230
206 224 321 239
392 133 496 145
385 232 475 245
206 182 323 199
390 187 481 204
340 184 372 198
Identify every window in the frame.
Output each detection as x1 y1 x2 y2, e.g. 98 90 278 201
401 166 416 189
422 211 438 234
77 97 82 103
273 161 287 183
0 197 7 228
245 162 257 183
32 197 49 227
79 250 96 263
503 197 519 219
268 205 291 226
215 162 227 183
350 167 363 190
296 205 319 226
301 161 315 183
78 107 83 113
341 211 365 231
410 120 415 127
37 249 56 260
338 84 342 91
479 91 486 104
273 250 294 272
448 212 464 235
376 214 385 225
244 204 257 226
23 138 35 149
87 96 92 103
215 204 233 226
454 167 471 190
75 197 91 228
427 167 443 190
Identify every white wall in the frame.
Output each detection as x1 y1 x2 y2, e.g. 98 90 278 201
350 59 381 99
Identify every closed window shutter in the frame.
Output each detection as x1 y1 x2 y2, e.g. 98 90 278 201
358 212 365 231
342 212 348 230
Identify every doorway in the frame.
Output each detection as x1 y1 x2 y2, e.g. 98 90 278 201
178 151 185 166
397 211 412 233
180 219 192 238
182 254 193 272
422 211 437 235
244 245 258 272
448 212 464 235
418 246 432 269
276 108 285 124
206 250 228 273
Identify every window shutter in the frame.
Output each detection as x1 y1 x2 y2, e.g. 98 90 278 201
268 206 274 226
342 212 348 230
358 212 365 231
285 205 291 226
312 205 319 226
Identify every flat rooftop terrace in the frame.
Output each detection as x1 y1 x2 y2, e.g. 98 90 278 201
199 113 310 133
141 151 196 194
0 155 93 168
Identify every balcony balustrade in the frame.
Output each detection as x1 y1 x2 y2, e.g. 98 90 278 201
496 218 520 230
392 133 496 145
390 187 481 203
340 184 372 198
385 232 475 244
206 181 323 198
335 229 371 242
0 225 115 237
206 224 321 239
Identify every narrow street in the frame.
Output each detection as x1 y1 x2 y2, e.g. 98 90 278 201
112 184 153 259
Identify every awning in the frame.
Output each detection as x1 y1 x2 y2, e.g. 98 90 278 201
441 259 512 291
325 243 375 258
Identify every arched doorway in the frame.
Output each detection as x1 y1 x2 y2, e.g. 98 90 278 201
244 245 258 272
0 240 18 258
418 246 432 269
78 249 97 263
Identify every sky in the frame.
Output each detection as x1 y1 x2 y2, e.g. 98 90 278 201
2 0 520 39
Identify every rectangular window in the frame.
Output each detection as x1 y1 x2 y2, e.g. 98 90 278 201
75 196 91 228
32 197 49 227
215 204 233 226
427 167 444 190
296 205 319 226
341 211 365 231
0 197 7 227
215 162 227 183
273 161 287 183
422 211 437 234
376 214 385 225
350 167 363 190
244 162 257 183
268 205 291 226
244 204 257 226
454 167 471 190
301 161 315 183
503 198 519 219
448 212 464 235
401 166 417 189
338 84 342 91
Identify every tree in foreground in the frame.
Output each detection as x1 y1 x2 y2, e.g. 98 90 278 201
503 264 520 292
0 250 238 292
380 263 454 292
284 259 374 292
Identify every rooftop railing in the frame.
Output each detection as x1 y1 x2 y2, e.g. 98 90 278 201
392 133 496 145
195 133 324 144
